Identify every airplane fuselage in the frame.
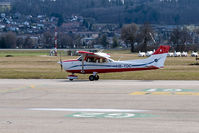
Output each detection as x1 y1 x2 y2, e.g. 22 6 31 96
59 45 170 81
63 59 159 74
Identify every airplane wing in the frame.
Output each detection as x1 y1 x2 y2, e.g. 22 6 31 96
78 51 110 58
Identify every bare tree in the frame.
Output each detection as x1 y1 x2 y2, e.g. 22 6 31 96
5 32 17 48
58 32 73 48
42 31 53 48
121 23 138 52
16 37 25 48
112 36 119 48
100 34 109 48
23 36 33 48
170 27 191 51
138 23 154 52
170 27 181 46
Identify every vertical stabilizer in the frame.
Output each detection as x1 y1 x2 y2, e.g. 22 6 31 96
148 45 170 68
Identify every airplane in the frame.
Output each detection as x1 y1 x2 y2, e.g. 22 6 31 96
58 45 170 81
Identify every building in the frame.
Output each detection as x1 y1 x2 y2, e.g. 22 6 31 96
0 2 11 12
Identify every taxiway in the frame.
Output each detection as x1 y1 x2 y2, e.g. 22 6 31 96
0 79 199 133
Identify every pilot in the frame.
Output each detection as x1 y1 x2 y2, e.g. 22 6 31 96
96 59 100 63
102 58 107 63
90 57 94 62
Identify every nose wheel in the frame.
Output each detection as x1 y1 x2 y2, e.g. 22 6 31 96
89 75 99 81
68 74 78 81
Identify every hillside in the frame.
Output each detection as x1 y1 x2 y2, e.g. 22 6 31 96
7 0 199 24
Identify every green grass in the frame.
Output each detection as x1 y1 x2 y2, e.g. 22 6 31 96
0 50 50 57
0 49 199 80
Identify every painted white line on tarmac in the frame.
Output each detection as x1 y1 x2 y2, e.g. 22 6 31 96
27 108 149 112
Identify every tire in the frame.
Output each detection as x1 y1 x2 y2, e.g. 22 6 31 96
89 75 95 81
95 75 99 80
69 79 73 81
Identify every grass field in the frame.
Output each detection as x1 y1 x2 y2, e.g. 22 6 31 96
0 49 199 80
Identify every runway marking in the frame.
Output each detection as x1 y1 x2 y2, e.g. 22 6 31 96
30 85 35 89
0 86 29 93
130 88 199 95
65 112 156 119
27 108 149 112
144 88 197 92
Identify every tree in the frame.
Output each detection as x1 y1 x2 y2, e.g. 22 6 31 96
51 13 64 27
0 32 17 48
43 32 53 48
170 27 181 46
121 23 138 52
138 23 154 52
73 35 82 48
0 36 6 48
23 37 33 48
100 34 109 48
170 27 191 51
112 36 119 48
5 32 17 48
180 28 192 45
16 37 25 48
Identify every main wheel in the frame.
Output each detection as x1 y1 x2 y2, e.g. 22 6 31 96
94 75 99 80
69 79 73 81
89 75 95 81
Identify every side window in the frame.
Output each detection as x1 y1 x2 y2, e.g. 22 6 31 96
86 57 96 63
96 59 100 63
101 58 108 63
85 57 110 63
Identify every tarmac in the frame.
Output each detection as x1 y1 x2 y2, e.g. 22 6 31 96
0 79 199 133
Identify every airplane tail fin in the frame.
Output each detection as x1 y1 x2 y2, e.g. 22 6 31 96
148 45 170 68
126 45 170 69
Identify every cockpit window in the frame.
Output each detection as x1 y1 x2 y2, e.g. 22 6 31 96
77 56 82 61
86 57 96 63
78 56 113 63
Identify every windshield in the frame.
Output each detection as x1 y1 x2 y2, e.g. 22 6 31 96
77 56 82 61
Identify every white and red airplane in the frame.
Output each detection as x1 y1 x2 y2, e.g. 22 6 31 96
59 45 170 81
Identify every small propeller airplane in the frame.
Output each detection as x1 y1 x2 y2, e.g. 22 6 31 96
58 45 170 81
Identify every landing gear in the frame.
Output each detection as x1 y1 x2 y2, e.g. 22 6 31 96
89 75 95 81
89 72 99 81
67 73 99 81
94 75 99 80
68 74 78 81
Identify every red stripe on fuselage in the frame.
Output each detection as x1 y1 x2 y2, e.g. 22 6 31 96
66 66 159 74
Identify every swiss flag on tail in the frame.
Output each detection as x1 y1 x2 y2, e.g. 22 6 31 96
153 45 170 55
